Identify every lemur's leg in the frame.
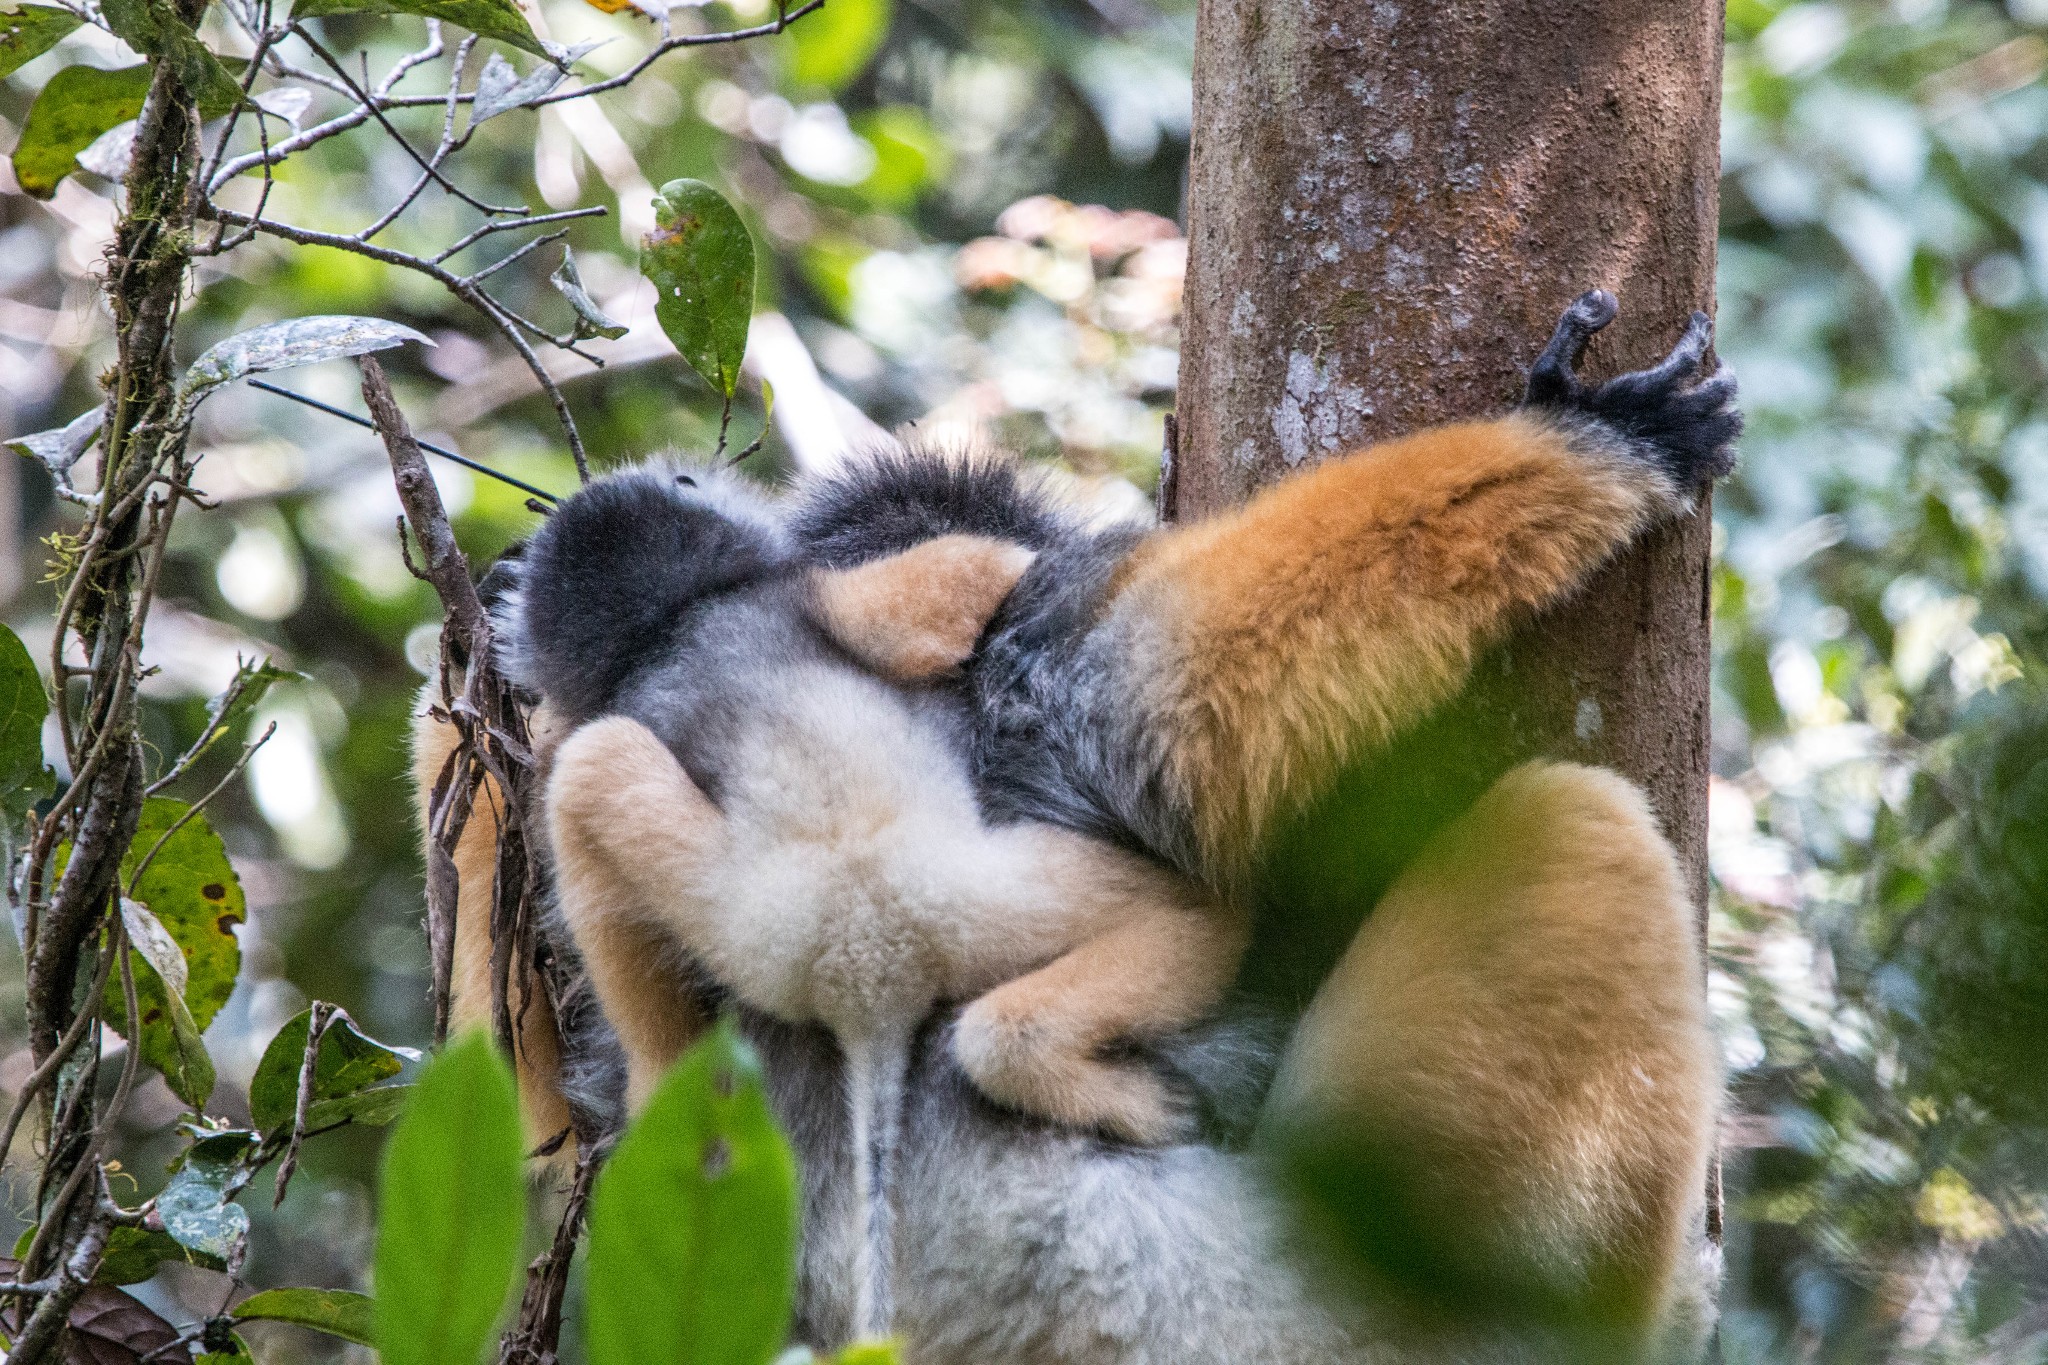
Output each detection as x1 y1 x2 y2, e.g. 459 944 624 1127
410 695 570 1146
952 874 1249 1146
1097 295 1740 883
1263 760 1720 1344
544 716 722 1113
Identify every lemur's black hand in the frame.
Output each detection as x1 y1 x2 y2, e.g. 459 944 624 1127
1523 289 1741 487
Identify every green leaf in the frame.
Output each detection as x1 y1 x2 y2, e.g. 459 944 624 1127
159 1130 259 1268
0 5 81 79
786 0 889 90
0 622 53 828
117 898 215 1107
171 657 300 778
94 799 243 1106
304 1083 411 1129
94 1226 226 1285
232 1288 374 1346
178 315 433 418
373 1030 526 1365
250 1006 418 1133
98 0 244 108
12 61 244 198
584 1020 798 1365
642 179 755 401
289 0 547 59
551 247 628 341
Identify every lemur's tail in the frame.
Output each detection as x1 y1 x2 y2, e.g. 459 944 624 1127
844 1031 910 1344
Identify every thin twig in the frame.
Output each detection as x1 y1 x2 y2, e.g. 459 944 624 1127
126 724 274 894
273 1001 336 1206
245 380 560 502
294 26 524 218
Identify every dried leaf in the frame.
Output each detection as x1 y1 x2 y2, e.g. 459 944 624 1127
551 247 628 340
5 402 103 472
178 315 433 416
470 49 574 122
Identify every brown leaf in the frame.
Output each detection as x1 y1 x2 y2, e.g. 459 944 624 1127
0 1258 193 1365
63 1284 193 1365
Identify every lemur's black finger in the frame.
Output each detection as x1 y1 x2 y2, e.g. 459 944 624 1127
1636 310 1714 390
1525 289 1618 405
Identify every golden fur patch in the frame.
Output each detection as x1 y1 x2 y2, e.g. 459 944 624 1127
1268 761 1719 1336
810 534 1038 680
1111 414 1670 884
408 693 570 1146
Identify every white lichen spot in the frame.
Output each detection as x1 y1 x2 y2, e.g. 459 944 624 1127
1574 696 1604 742
1233 438 1260 468
1317 240 1341 263
1271 350 1373 466
1387 128 1413 158
1229 290 1258 339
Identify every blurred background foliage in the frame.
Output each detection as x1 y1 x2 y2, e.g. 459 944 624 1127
4 0 2048 1357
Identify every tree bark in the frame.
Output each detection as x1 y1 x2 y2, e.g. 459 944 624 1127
1178 0 1724 1219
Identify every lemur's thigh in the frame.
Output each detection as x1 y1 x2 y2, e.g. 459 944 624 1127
954 897 1248 1146
545 717 718 1112
1265 760 1719 1334
410 698 569 1145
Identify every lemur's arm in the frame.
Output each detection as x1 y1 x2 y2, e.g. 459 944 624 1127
1096 293 1739 882
544 716 721 1112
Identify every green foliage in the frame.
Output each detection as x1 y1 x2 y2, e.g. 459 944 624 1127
95 798 244 1106
0 622 52 830
94 1227 226 1285
584 1021 799 1365
248 1006 415 1132
11 60 243 197
119 898 216 1109
785 0 890 91
373 1030 525 1365
643 179 756 403
97 0 244 109
0 5 79 79
231 1286 375 1346
288 0 548 59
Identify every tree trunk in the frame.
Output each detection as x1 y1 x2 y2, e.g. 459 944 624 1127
1177 0 1724 1217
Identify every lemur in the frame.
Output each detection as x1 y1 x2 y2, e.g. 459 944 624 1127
482 465 1249 1336
413 291 1734 1361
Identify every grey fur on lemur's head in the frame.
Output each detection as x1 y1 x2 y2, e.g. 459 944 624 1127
491 458 793 723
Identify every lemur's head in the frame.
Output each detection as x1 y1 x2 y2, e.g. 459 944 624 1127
501 453 1040 722
501 458 798 722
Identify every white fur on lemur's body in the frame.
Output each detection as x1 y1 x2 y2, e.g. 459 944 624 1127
419 292 1737 1362
505 470 1238 1339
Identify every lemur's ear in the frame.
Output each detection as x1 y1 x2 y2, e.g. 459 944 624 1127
809 534 1037 680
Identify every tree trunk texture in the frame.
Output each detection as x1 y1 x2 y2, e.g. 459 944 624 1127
1177 0 1725 1224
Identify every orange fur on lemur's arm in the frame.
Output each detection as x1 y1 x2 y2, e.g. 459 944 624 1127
408 698 570 1144
1107 412 1687 883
